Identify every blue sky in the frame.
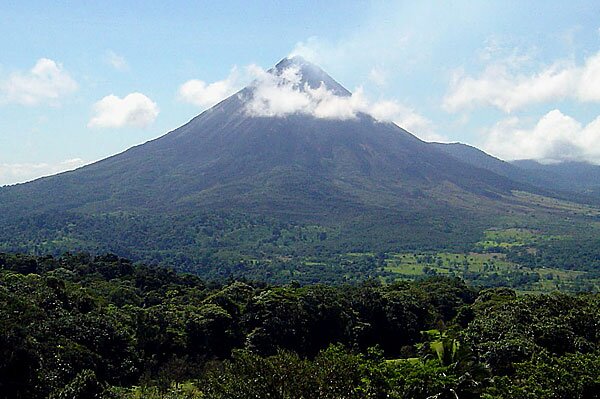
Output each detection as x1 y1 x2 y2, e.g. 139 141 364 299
1 0 599 185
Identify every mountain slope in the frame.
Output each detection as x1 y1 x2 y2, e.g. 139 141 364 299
433 142 600 200
0 57 524 220
0 56 580 275
512 159 600 195
431 142 528 181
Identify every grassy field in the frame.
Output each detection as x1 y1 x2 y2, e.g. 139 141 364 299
370 226 598 292
385 252 511 275
476 228 540 250
382 251 597 292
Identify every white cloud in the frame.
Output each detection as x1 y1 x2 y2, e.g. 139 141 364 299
367 100 445 141
178 67 241 109
88 92 159 128
244 64 314 117
244 64 367 119
444 51 600 113
177 60 439 141
0 158 87 186
482 109 600 163
578 53 600 102
310 85 369 120
0 58 78 106
243 64 440 141
105 50 128 71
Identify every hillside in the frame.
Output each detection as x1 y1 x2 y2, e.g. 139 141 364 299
0 57 598 277
0 58 522 219
433 142 600 200
513 159 600 195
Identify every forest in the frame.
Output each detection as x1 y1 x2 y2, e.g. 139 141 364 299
3 208 600 292
1 252 599 398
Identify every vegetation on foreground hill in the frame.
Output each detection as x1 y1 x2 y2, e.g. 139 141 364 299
2 204 600 291
1 252 599 398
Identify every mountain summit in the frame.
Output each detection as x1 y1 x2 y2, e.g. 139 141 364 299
272 56 351 96
0 56 541 271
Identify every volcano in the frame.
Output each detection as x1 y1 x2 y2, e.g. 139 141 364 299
0 56 548 274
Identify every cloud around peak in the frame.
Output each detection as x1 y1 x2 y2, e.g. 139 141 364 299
243 64 440 140
243 64 366 120
177 61 439 141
